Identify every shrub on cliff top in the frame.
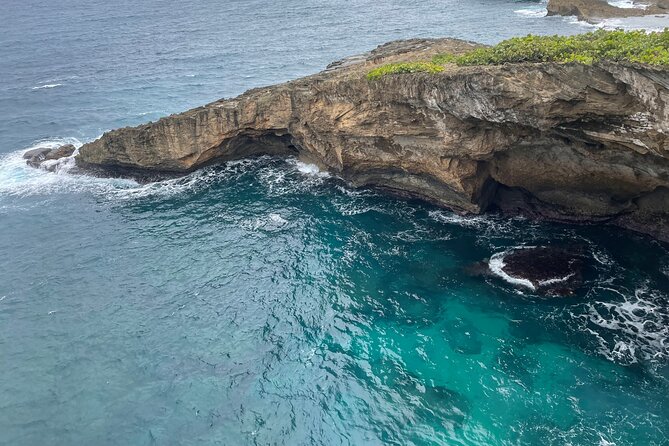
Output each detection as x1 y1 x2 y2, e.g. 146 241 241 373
433 29 669 66
367 30 669 80
366 62 444 80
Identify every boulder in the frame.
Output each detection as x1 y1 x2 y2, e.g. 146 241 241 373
23 147 52 168
489 247 586 296
23 144 76 169
45 144 75 161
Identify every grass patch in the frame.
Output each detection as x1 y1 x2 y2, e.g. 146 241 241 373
366 62 444 80
433 29 669 66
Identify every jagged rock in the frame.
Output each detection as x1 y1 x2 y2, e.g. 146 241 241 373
24 144 75 170
69 38 669 241
547 0 667 22
23 147 52 168
45 144 75 161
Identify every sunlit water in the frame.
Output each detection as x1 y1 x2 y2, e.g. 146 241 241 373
1 1 668 445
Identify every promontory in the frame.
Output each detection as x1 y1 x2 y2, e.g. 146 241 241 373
36 32 669 241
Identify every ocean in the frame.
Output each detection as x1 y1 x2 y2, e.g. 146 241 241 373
1 0 668 444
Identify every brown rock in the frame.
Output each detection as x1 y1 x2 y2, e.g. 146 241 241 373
45 144 75 161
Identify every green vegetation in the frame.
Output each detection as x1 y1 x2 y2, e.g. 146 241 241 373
434 30 669 66
367 30 669 80
366 62 444 80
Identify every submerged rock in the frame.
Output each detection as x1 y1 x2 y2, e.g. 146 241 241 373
488 246 586 296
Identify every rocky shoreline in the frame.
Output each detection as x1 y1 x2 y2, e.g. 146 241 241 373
547 0 669 23
29 38 669 242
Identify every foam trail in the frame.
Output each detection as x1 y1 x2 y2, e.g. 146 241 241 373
538 273 575 286
607 0 646 8
32 83 62 90
514 7 547 17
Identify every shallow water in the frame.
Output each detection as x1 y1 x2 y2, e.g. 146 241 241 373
1 1 669 445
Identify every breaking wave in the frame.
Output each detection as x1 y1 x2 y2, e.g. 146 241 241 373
0 144 338 205
607 0 646 8
31 83 63 90
488 248 538 291
514 7 547 18
0 138 137 199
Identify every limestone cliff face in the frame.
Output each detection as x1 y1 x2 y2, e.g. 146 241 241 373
76 38 669 241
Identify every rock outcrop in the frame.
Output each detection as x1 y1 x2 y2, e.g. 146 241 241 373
488 246 587 296
24 144 75 170
73 38 669 241
547 0 669 23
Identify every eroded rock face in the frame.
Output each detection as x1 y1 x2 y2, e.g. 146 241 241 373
547 0 668 22
73 38 669 241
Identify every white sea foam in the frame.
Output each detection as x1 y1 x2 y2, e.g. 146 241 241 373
608 0 646 8
488 249 537 291
595 14 669 31
583 286 669 364
242 212 290 231
31 83 62 90
599 435 617 446
0 147 337 205
514 7 547 17
538 273 575 286
428 209 520 235
290 159 330 178
592 250 615 267
429 210 492 229
554 7 668 31
0 138 168 200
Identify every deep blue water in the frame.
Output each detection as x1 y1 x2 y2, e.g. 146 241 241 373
1 1 669 445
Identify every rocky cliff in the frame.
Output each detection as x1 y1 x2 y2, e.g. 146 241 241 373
73 38 669 241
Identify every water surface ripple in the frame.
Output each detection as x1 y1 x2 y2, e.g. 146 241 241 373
1 1 668 445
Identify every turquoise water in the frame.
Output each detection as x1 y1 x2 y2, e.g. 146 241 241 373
1 1 669 445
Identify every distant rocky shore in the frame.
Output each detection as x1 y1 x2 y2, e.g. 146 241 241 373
28 37 669 242
547 0 669 23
